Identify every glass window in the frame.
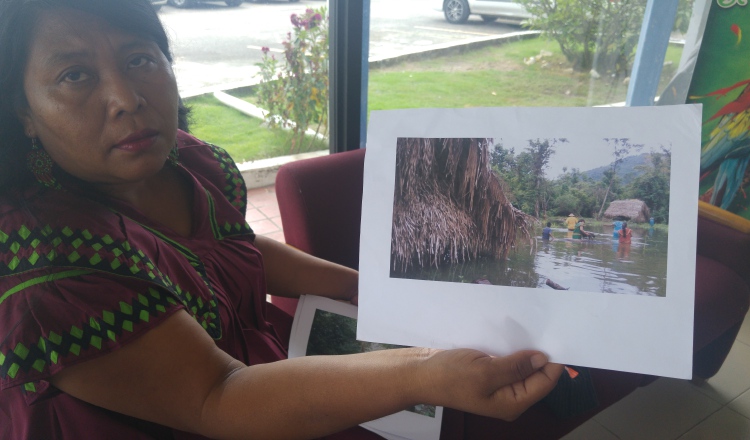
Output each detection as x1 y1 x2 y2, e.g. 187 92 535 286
365 0 694 116
159 1 332 161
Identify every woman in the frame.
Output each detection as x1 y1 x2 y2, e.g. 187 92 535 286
0 0 562 439
618 222 633 244
612 220 623 239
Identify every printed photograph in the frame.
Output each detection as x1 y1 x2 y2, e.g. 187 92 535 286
306 309 437 418
390 137 671 297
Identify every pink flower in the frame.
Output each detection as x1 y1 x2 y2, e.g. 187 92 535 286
290 13 300 27
261 46 270 54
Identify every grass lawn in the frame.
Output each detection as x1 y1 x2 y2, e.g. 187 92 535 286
186 36 683 162
184 94 328 164
368 37 683 111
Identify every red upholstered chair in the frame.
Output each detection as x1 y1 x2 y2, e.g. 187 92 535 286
272 149 366 317
273 149 750 439
693 203 750 378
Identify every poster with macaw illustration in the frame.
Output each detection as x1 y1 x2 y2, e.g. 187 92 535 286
687 0 750 223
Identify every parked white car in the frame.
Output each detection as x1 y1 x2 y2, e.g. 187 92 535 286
150 0 168 10
168 0 243 7
437 0 531 24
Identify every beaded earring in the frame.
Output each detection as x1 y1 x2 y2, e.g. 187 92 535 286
26 138 61 190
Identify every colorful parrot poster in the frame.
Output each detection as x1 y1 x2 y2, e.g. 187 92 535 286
687 0 750 224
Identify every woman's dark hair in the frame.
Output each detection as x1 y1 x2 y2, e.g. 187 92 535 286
0 0 189 194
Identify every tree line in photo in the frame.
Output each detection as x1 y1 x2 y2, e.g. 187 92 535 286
491 138 671 224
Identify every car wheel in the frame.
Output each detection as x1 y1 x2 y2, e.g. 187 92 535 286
480 15 498 22
444 0 470 24
168 0 192 8
226 0 242 6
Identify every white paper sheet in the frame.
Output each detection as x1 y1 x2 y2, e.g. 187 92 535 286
357 105 701 379
288 295 443 440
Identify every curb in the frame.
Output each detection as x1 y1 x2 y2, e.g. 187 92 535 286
368 30 541 68
211 90 329 189
237 150 329 189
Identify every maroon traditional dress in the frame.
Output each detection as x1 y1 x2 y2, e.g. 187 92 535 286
0 131 381 439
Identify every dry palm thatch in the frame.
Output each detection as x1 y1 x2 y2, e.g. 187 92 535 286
603 199 651 223
391 138 532 273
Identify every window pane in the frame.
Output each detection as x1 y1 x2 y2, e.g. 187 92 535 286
159 1 331 161
366 0 692 113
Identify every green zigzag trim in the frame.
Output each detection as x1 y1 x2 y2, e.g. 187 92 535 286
1 287 178 386
206 189 222 241
208 143 248 215
0 225 222 340
0 269 93 306
204 189 250 240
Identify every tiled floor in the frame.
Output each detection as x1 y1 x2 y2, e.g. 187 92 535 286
562 312 750 440
249 185 750 440
246 185 285 243
564 315 750 440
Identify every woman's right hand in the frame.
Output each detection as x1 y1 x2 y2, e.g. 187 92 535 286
414 348 564 421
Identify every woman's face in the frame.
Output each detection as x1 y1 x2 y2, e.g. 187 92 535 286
19 8 179 189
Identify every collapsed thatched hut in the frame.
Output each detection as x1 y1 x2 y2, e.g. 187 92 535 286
391 138 532 273
603 199 651 223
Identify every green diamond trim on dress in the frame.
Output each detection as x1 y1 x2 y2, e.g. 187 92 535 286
1 145 260 388
0 286 177 384
208 144 255 239
18 225 31 240
208 143 248 214
0 225 223 341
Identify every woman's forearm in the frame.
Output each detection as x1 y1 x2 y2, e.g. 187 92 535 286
201 348 429 440
52 311 561 440
201 347 561 440
254 235 358 301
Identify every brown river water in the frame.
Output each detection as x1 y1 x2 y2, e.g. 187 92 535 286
392 224 668 297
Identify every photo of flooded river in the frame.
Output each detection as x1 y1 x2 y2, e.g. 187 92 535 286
392 224 668 297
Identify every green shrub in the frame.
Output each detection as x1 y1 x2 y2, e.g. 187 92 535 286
518 0 693 76
553 193 580 216
255 7 328 153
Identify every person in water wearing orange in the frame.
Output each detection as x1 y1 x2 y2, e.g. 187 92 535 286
618 222 633 244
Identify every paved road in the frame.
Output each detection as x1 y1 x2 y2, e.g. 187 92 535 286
158 0 523 95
